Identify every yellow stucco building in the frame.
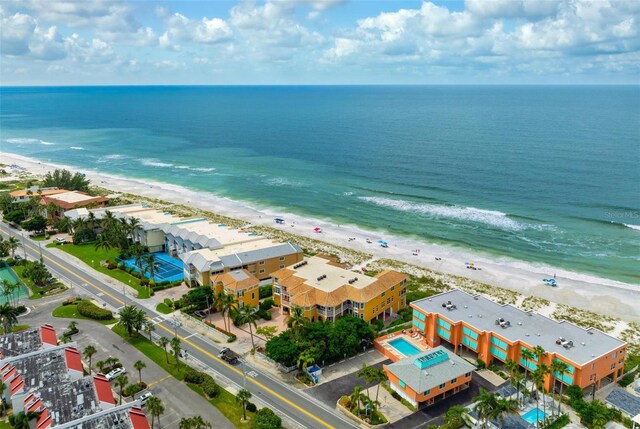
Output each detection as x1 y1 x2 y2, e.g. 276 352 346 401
211 269 261 308
272 256 408 323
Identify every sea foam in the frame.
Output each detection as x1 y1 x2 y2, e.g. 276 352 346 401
359 196 526 231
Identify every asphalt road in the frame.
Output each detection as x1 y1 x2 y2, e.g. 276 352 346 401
1 222 358 429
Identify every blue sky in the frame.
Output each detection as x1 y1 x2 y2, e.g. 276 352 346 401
1 0 639 85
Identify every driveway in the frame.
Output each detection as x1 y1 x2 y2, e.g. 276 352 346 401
310 360 391 406
20 295 235 429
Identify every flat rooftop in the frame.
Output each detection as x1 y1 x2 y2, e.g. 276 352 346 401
46 191 101 204
4 346 73 391
412 290 626 365
37 376 101 425
54 403 147 429
0 329 42 358
385 346 475 393
163 220 262 247
284 256 376 293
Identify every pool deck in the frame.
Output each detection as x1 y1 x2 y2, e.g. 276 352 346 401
374 330 429 362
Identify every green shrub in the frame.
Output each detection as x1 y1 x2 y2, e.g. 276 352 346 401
259 285 273 299
252 408 282 429
201 376 220 398
246 402 257 413
16 305 27 315
227 335 237 343
184 369 206 384
259 298 274 311
123 382 146 397
545 415 570 429
5 258 15 266
476 359 486 369
619 372 636 387
77 301 113 320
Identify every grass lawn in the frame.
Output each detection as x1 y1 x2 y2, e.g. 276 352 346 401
112 325 252 425
0 420 11 429
189 384 254 428
52 302 116 325
11 324 30 333
156 302 172 314
12 264 65 300
48 242 151 299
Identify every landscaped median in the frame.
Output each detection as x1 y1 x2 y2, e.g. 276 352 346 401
52 297 117 325
338 395 388 427
46 242 152 298
111 325 259 428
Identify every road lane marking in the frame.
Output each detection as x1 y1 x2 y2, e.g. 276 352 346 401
0 228 341 429
147 374 172 388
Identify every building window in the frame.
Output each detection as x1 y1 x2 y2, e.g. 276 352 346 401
381 302 385 308
465 372 471 377
359 314 364 319
610 363 615 370
259 260 265 265
251 292 255 299
399 380 406 388
423 389 430 395
279 256 285 261
386 298 391 305
451 378 457 384
612 352 617 358
274 286 281 294
439 383 446 389
360 303 364 309
259 269 265 274
381 292 386 297
391 286 395 291
280 265 285 269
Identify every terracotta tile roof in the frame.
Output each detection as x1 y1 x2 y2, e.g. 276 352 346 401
10 189 68 198
36 409 52 429
40 324 57 346
3 366 16 383
10 375 24 396
211 270 259 292
27 398 42 412
40 191 109 210
65 347 84 373
129 406 151 429
94 374 115 405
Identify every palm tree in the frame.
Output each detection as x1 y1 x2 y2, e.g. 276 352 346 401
117 305 146 337
531 367 545 415
159 336 170 363
115 374 128 404
9 411 41 429
371 367 387 403
7 236 19 259
473 389 499 429
67 320 78 332
179 416 212 429
143 254 159 283
521 348 536 399
100 210 117 231
131 244 146 277
170 336 181 366
134 360 146 384
83 345 97 373
537 363 551 419
357 363 376 399
96 360 106 374
505 359 519 401
1 280 16 307
444 405 469 429
146 396 165 429
236 388 252 421
235 304 260 351
349 385 365 414
287 305 308 338
144 319 156 341
495 397 519 429
0 303 19 334
221 293 235 333
550 359 569 416
126 217 141 241
94 233 112 252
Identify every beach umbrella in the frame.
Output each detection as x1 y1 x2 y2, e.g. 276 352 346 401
314 227 321 232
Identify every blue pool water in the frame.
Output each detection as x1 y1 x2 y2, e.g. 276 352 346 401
389 338 421 356
120 252 184 282
522 408 547 425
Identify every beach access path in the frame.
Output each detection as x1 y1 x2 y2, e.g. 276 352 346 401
0 221 359 429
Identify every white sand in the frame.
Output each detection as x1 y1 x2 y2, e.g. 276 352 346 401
2 151 639 323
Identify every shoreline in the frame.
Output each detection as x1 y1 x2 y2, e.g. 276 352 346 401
2 151 639 323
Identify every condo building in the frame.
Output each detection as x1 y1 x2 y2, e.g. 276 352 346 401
411 290 627 391
272 256 408 323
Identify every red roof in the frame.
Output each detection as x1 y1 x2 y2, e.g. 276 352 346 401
36 409 52 429
65 347 84 372
129 407 151 429
40 324 57 346
10 375 24 396
27 398 43 413
2 366 16 382
93 375 115 405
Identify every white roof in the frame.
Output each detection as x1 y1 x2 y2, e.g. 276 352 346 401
285 256 376 292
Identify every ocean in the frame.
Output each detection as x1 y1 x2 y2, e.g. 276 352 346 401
1 86 638 284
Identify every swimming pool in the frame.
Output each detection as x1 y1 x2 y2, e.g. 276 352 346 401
388 337 421 356
120 252 184 282
522 408 546 425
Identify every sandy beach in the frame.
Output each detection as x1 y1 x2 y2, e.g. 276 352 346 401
2 151 638 323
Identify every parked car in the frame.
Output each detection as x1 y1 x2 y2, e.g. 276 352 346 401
194 310 207 319
104 367 127 381
137 391 153 406
54 237 66 244
218 347 239 365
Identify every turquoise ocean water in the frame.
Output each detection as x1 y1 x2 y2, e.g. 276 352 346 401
1 86 638 284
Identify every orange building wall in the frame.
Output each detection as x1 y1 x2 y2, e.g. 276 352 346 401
384 366 472 404
411 305 627 391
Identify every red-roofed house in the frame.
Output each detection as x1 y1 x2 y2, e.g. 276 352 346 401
36 409 51 429
129 406 151 429
64 347 84 377
93 374 116 409
10 375 24 397
40 324 57 348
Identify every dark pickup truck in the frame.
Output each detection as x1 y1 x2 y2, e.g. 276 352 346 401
218 347 239 364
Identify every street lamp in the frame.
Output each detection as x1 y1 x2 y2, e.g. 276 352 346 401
38 242 43 262
21 231 26 259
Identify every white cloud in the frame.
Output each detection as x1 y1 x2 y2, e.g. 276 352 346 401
1 11 37 56
160 13 232 50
